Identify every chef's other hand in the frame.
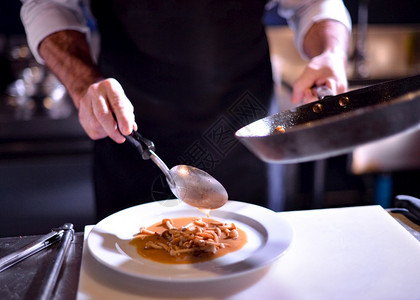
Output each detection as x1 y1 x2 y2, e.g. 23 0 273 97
78 78 137 143
290 20 349 104
291 50 348 104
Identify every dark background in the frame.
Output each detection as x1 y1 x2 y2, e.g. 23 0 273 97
0 1 419 237
2 0 420 36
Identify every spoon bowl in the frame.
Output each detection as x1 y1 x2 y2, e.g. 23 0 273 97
169 165 228 209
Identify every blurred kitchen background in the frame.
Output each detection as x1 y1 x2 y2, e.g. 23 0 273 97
0 1 419 237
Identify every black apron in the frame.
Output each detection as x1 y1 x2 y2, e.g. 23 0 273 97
90 0 273 220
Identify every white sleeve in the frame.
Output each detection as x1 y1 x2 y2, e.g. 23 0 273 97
20 0 95 64
270 0 352 59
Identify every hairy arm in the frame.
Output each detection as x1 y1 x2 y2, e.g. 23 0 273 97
39 30 101 107
39 30 136 142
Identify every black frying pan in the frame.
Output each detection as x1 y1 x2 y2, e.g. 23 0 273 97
235 75 420 163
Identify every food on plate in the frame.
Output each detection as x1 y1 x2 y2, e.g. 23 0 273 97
275 125 285 133
130 217 247 264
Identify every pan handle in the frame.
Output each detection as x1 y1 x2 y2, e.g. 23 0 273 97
312 85 334 100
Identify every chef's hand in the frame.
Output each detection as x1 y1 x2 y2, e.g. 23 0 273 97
37 30 137 144
290 50 348 104
78 78 137 143
290 20 350 104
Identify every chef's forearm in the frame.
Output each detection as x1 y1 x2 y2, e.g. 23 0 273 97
302 20 350 62
38 30 102 108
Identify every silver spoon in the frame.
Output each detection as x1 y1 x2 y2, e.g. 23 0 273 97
124 131 228 210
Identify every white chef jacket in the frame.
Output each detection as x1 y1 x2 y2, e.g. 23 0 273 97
20 0 351 63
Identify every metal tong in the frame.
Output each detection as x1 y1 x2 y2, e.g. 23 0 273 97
0 223 74 300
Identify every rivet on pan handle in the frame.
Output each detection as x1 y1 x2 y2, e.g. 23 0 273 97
339 96 350 107
312 103 323 113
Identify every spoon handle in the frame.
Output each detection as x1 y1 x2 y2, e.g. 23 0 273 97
124 131 175 186
149 150 175 186
115 117 176 186
113 113 155 160
125 131 156 160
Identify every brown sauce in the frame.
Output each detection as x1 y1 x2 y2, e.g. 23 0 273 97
129 217 247 264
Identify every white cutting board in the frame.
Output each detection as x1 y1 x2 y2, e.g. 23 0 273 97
77 205 420 300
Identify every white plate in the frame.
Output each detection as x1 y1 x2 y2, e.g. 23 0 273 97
87 200 293 285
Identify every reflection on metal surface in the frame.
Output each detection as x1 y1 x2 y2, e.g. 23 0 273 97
312 103 323 113
3 67 73 121
339 96 350 107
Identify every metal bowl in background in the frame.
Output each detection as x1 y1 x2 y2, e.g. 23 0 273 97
1 36 74 122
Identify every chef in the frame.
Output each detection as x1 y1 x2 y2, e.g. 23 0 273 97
20 0 351 220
